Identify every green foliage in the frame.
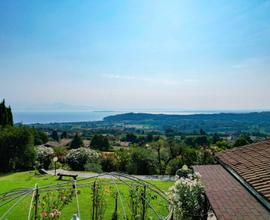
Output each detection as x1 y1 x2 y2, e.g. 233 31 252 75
0 126 35 172
166 156 184 175
234 133 253 147
35 187 75 219
70 133 84 149
215 140 230 149
127 148 157 175
115 149 131 172
212 133 221 144
125 133 138 143
91 181 107 220
128 185 157 220
51 130 59 142
84 162 103 173
90 134 110 151
60 131 68 139
0 99 13 127
52 146 68 163
101 153 119 172
169 171 206 219
33 130 49 145
66 147 100 171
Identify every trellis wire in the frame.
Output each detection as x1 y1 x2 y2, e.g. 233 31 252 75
0 190 33 220
112 178 128 220
0 172 173 220
73 180 81 218
27 184 37 220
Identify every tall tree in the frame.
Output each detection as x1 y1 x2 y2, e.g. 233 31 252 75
0 99 13 126
0 126 35 172
90 134 110 151
51 130 59 142
70 133 84 149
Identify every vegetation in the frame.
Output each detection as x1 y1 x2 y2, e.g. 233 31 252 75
70 133 84 149
66 147 100 171
35 146 54 169
0 172 173 220
0 99 13 126
0 126 35 172
90 134 110 151
169 166 206 219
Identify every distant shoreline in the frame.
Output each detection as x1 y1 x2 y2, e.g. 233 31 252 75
13 110 270 125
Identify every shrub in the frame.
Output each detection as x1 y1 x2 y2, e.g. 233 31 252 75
66 147 100 171
166 156 184 175
53 146 68 163
36 146 54 169
169 168 206 219
127 148 157 175
84 162 103 173
0 127 36 172
115 149 130 172
101 153 119 172
90 134 110 151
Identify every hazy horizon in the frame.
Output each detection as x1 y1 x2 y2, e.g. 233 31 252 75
1 0 270 110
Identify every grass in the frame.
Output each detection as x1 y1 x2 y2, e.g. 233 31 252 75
0 171 173 219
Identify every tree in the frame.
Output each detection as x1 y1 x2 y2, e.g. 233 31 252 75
90 134 110 151
199 129 207 135
61 131 68 139
0 126 35 172
212 133 221 144
234 134 253 147
127 148 157 175
51 130 59 142
125 133 138 143
33 130 48 145
70 133 84 149
0 99 13 127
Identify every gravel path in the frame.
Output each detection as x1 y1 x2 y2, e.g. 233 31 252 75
47 169 175 181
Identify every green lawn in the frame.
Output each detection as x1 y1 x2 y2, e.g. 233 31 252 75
0 172 173 219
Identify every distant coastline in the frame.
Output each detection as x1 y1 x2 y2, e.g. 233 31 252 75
13 110 270 124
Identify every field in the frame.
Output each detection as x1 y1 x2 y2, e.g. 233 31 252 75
0 172 173 219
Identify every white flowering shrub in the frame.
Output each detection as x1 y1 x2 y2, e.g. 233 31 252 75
66 147 100 171
169 165 206 219
36 146 54 169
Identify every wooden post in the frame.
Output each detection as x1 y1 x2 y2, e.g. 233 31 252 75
112 192 118 220
141 185 147 220
91 181 96 220
34 186 39 220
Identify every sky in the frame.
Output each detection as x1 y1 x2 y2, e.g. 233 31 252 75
0 0 270 111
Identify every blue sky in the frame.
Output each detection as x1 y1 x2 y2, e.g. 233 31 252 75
0 0 270 111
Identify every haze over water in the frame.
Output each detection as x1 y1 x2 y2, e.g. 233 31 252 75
14 110 258 124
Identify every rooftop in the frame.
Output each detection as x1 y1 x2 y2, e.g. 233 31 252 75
193 165 270 220
216 140 270 202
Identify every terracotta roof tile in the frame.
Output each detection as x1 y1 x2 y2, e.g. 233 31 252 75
216 140 270 202
193 165 270 220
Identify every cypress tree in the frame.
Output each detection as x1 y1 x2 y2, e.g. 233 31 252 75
0 99 13 127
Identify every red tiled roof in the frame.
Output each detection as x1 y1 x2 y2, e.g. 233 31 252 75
193 165 270 220
216 140 270 202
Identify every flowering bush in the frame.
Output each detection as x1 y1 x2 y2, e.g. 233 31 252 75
169 165 206 219
36 146 54 169
66 147 100 171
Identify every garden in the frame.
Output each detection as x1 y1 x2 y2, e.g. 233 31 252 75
0 166 210 220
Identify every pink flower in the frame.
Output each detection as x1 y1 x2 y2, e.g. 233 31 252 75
41 212 47 218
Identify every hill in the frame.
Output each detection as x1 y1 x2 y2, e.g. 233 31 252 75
104 112 270 134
